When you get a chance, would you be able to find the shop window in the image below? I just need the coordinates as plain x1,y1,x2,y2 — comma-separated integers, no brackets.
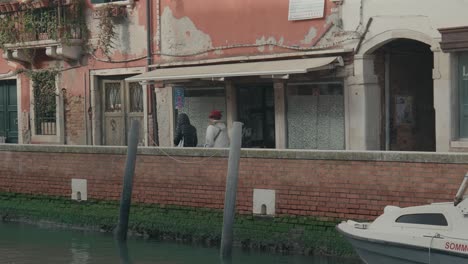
287,83,344,150
173,87,226,147
237,85,275,148
459,52,468,138
396,213,448,226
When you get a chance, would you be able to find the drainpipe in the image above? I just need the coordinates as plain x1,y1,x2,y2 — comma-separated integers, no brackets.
84,74,88,145
147,0,159,145
385,52,390,150
146,0,152,68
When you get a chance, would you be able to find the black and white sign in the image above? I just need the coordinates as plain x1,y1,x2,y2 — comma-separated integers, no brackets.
288,0,325,21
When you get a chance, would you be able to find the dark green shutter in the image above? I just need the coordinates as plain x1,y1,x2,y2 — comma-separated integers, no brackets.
7,82,18,143
460,52,468,138
0,81,18,143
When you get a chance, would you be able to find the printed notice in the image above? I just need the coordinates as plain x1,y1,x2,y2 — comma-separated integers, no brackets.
288,0,325,21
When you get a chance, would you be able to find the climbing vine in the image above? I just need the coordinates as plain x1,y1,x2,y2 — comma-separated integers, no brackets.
27,69,59,134
94,4,126,56
0,11,19,49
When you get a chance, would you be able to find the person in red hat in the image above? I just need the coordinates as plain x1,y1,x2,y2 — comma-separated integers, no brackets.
205,110,229,147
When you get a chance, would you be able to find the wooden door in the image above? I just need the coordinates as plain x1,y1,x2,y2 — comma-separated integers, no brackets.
102,80,144,146
102,80,125,146
125,82,144,145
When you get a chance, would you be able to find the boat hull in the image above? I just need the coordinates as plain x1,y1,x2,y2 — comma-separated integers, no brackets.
338,228,468,264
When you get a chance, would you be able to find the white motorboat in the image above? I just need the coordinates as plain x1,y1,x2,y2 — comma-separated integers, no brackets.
337,173,468,264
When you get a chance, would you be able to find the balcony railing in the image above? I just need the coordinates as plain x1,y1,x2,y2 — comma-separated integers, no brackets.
0,0,85,46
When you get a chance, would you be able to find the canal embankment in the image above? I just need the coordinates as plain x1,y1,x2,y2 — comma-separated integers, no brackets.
0,145,467,256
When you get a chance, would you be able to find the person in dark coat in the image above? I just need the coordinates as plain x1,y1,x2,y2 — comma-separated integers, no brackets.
174,113,198,147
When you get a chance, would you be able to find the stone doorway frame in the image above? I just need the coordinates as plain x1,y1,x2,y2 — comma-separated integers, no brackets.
348,29,453,151
0,74,22,144
89,67,148,146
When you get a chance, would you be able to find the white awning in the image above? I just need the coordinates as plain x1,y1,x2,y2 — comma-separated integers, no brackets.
126,56,343,83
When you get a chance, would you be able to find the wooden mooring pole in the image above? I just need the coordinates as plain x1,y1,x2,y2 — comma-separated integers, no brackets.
220,122,243,259
115,120,140,241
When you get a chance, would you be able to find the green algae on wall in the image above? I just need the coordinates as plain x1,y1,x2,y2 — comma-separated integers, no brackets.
0,192,355,256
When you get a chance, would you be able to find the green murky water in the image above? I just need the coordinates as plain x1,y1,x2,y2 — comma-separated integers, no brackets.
0,222,360,264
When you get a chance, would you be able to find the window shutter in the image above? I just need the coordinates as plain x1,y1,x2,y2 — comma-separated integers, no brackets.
460,52,468,138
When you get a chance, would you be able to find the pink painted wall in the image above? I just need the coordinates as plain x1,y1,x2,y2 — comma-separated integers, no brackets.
159,0,336,59
0,0,339,144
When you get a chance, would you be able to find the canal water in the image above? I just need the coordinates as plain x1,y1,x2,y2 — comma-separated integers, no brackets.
0,222,361,264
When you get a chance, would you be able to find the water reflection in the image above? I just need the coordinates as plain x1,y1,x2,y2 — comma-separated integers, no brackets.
0,222,360,264
116,240,131,264
71,242,90,264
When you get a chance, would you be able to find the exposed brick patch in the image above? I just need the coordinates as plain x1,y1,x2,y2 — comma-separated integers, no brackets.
64,95,85,145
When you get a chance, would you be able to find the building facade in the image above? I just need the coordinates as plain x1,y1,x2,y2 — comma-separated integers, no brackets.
0,0,467,152
340,0,468,152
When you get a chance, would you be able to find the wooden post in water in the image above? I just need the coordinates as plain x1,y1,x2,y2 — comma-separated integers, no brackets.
116,239,131,264
220,122,243,259
115,120,139,241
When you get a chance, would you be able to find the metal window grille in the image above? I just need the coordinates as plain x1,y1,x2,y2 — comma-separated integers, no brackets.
129,83,143,113
34,81,56,136
0,1,84,44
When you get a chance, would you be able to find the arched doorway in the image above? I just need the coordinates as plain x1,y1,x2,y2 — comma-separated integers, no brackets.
372,39,435,151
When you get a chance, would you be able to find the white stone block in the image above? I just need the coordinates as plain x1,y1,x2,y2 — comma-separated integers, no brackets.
71,179,87,201
253,189,275,216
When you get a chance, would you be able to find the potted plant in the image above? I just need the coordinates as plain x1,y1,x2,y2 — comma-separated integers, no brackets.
38,32,49,40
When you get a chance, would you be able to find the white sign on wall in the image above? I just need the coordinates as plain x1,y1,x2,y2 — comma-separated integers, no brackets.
288,0,325,21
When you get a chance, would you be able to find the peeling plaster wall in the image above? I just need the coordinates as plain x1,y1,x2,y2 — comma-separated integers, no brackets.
0,0,344,145
160,7,213,59
64,95,86,145
114,14,147,56
159,0,340,60
341,0,468,53
301,28,318,45
87,8,147,57
342,0,468,39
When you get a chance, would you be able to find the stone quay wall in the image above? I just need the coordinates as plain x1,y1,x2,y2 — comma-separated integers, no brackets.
0,145,467,255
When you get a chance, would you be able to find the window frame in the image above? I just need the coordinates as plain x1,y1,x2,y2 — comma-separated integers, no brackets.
459,51,468,139
395,213,449,227
30,74,64,144
285,81,346,150
393,211,451,231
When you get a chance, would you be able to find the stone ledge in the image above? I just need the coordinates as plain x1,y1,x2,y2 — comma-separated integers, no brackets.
0,144,467,164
